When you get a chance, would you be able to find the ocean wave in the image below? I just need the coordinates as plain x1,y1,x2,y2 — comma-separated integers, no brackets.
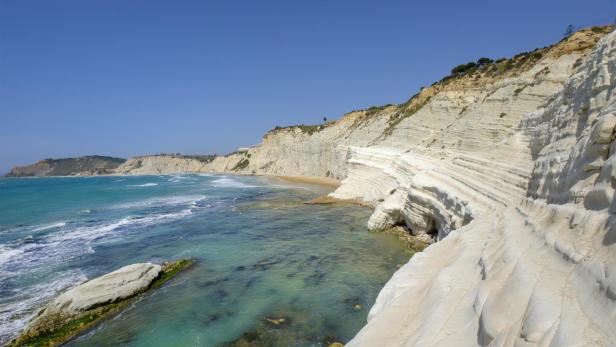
45,209,194,245
127,183,158,187
113,195,206,209
0,203,203,277
31,222,67,232
0,245,24,269
168,175,196,182
211,177,257,189
0,221,67,237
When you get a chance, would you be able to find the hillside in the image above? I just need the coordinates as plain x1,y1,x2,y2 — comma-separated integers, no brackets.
5,156,126,177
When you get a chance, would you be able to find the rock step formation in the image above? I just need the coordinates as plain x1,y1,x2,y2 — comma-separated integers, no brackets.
201,26,615,346
345,27,616,346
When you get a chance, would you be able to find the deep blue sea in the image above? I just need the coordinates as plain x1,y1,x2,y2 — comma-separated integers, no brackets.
0,174,412,346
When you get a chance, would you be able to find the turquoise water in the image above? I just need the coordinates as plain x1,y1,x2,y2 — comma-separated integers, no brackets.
0,175,412,346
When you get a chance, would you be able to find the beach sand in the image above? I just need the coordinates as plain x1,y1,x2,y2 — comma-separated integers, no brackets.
271,175,341,188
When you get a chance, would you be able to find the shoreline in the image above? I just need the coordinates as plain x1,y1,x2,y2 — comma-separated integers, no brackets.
304,195,373,208
269,175,341,188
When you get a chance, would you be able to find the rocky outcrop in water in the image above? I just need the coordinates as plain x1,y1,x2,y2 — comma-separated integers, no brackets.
5,156,125,177
204,26,616,346
12,260,193,347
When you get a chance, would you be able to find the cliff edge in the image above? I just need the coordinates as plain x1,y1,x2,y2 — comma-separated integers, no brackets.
205,26,616,346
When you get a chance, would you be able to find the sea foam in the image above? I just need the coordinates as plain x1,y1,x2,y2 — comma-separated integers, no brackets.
211,177,256,189
128,182,158,187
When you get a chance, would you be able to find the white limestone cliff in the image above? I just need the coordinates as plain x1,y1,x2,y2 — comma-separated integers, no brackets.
202,27,616,346
114,155,214,174
345,28,616,346
107,26,616,346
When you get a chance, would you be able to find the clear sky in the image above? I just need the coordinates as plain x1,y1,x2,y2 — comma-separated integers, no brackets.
0,1,614,173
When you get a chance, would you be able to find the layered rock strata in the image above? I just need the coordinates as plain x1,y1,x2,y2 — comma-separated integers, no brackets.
344,28,616,346
206,27,616,346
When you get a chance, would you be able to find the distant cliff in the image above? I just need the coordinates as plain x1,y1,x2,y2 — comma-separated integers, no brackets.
113,154,215,174
5,156,126,177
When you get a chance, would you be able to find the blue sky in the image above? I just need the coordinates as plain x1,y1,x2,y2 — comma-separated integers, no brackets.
0,1,614,173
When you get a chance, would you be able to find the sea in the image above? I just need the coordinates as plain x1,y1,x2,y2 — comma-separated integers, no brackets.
0,174,412,346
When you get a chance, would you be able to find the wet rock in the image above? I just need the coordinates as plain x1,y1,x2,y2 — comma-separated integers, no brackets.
11,259,194,347
222,306,340,347
264,316,289,328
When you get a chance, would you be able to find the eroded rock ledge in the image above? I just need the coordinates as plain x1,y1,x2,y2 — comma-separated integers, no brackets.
344,28,616,346
205,26,616,346
10,260,194,347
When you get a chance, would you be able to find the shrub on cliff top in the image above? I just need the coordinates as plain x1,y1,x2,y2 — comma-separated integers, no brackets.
451,62,478,76
477,57,493,66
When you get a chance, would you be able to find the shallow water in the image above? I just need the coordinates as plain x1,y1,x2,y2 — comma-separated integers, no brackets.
0,174,413,346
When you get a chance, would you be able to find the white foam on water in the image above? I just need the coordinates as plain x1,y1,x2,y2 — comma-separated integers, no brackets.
0,221,67,238
127,182,158,187
31,222,67,233
0,245,24,268
211,177,257,189
0,201,204,278
168,175,195,182
113,195,206,209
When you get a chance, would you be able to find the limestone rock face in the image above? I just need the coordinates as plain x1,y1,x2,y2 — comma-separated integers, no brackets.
24,263,161,334
201,27,616,346
345,28,616,346
113,155,214,174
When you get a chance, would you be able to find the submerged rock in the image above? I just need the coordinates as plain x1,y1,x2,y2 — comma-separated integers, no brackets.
264,316,289,327
222,306,342,347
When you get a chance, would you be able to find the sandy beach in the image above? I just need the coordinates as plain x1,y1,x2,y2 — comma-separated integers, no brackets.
271,175,341,188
